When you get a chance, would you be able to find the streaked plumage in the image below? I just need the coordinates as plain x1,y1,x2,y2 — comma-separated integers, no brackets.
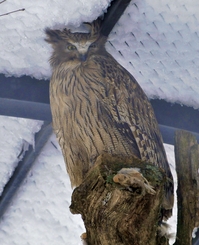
45,19,173,218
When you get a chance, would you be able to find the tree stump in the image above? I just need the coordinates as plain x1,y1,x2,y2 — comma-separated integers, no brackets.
174,130,199,245
70,154,169,245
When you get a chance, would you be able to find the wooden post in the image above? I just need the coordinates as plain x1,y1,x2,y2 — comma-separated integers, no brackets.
174,130,199,245
70,154,169,245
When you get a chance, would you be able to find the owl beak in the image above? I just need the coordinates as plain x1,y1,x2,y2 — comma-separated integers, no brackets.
79,53,87,62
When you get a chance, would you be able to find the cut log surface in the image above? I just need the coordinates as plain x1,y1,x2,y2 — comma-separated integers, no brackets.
70,154,169,245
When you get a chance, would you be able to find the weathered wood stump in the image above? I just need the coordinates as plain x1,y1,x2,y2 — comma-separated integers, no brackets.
70,154,169,245
69,131,199,244
174,130,199,245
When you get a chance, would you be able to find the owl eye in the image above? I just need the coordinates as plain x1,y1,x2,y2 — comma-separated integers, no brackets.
67,45,77,50
89,43,97,49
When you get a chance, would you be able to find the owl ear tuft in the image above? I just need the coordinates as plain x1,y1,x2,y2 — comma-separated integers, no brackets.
44,28,63,44
84,18,102,38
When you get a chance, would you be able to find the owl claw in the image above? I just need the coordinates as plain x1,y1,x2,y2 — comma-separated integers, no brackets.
113,168,156,196
81,232,87,245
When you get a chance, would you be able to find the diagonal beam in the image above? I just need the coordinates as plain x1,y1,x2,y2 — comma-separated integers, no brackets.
0,121,52,219
0,74,49,103
0,98,51,121
0,74,51,120
101,0,132,36
150,100,199,133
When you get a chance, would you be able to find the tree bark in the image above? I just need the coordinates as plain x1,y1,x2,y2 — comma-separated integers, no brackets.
70,153,169,245
174,130,199,245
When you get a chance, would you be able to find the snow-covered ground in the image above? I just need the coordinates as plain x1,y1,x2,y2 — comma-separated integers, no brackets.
0,0,198,244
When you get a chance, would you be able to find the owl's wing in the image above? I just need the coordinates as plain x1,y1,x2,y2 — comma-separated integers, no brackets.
94,54,170,175
93,54,174,217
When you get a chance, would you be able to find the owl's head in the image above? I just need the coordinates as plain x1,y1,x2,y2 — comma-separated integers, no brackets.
45,19,107,67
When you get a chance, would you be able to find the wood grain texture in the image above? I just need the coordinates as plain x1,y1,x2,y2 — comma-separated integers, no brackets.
70,154,169,245
174,130,199,245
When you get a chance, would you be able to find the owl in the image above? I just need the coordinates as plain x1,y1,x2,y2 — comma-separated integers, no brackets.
45,19,173,218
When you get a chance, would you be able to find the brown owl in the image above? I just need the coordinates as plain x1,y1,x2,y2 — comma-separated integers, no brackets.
45,19,173,218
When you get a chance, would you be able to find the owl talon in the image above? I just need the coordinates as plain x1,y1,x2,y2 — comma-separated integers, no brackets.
113,168,156,196
81,232,87,245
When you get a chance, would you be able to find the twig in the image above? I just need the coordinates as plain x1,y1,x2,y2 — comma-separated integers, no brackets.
0,0,6,5
0,8,25,17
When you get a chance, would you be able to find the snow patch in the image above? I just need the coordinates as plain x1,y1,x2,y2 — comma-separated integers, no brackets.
0,116,43,195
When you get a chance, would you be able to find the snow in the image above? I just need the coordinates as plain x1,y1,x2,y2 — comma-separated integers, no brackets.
0,0,199,108
0,116,43,195
0,0,111,79
106,0,199,108
165,144,177,244
0,0,198,244
0,133,85,245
